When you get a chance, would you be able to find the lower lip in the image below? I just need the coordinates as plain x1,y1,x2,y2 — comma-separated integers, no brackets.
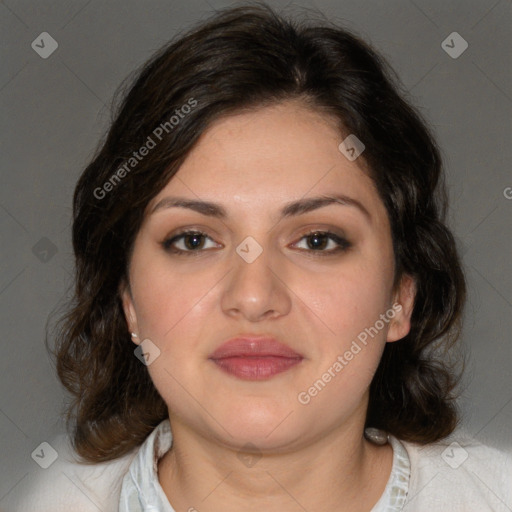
210,356,302,380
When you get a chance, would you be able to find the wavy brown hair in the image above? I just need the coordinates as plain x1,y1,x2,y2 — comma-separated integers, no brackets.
48,1,466,463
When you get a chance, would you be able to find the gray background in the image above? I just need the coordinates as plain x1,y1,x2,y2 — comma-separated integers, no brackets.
1,0,511,503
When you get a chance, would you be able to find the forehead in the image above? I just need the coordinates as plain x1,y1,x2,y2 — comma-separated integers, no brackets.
148,100,384,221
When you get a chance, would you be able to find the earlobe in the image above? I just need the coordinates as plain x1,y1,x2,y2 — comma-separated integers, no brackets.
119,279,140,345
386,274,416,343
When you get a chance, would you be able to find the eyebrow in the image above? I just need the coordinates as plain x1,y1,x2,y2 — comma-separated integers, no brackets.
150,194,371,222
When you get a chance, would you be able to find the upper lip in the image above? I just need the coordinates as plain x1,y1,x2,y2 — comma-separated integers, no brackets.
209,335,303,359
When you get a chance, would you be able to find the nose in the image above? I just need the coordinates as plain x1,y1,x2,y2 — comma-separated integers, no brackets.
220,240,292,322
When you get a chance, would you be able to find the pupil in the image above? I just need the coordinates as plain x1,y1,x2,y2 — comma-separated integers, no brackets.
309,232,327,250
186,233,203,250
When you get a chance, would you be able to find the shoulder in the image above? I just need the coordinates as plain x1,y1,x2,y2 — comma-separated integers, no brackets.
3,433,139,512
402,431,512,512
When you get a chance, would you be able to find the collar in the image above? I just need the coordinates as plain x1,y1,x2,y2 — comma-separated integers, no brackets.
118,419,410,511
119,419,175,512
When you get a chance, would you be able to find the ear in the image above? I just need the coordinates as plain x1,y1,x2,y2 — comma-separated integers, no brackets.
119,279,140,345
386,274,416,343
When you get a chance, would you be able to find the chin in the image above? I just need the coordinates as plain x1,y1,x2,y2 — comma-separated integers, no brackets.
208,400,304,449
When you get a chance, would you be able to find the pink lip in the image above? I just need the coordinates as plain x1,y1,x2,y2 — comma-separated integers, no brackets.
208,336,303,380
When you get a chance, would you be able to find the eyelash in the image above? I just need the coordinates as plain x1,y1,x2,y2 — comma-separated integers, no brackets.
161,230,351,257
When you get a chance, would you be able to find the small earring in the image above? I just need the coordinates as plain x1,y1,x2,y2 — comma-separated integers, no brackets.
131,332,138,338
364,427,389,445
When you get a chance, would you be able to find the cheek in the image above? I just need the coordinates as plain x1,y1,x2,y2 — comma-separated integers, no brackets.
129,264,220,412
129,236,219,335
301,276,389,386
296,268,392,411
299,261,394,346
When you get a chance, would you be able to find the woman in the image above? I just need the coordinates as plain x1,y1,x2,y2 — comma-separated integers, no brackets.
9,3,511,511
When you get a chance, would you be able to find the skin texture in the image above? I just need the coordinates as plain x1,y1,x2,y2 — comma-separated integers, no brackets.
120,99,416,512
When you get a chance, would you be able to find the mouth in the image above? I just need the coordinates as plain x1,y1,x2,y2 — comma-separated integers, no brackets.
208,336,304,381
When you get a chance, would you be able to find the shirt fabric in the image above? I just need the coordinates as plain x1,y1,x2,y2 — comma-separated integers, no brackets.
4,419,512,512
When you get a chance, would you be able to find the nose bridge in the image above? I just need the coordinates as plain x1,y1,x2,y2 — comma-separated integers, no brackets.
220,236,291,321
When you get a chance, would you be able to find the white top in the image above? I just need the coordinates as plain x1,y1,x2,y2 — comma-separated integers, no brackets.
3,419,511,512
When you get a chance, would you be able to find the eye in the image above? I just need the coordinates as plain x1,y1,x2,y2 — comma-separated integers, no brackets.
292,231,351,254
161,229,350,257
161,230,221,255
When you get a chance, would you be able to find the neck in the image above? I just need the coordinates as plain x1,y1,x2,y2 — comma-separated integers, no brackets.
157,416,393,512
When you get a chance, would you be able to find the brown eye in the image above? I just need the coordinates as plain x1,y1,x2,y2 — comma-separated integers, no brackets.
162,231,219,255
182,232,206,250
293,231,351,254
306,232,329,250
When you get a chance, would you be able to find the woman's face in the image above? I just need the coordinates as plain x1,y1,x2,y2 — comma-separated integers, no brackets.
121,100,414,451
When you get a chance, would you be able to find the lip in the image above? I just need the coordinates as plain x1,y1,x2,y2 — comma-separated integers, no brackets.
208,336,303,380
